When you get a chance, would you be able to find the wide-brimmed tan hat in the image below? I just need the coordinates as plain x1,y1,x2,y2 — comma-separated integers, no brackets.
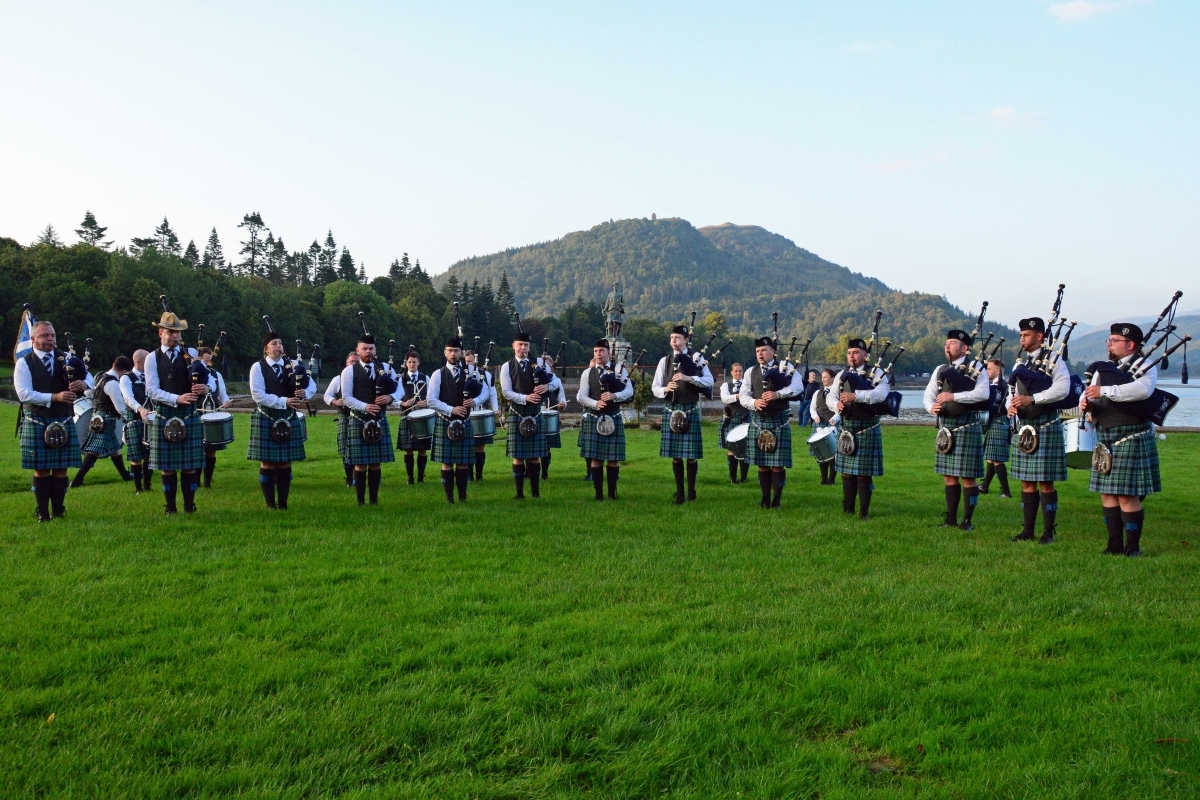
153,311,188,331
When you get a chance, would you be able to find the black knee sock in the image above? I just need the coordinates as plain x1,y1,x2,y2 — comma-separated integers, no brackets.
355,470,368,504
542,452,551,479
344,463,355,485
475,450,486,481
203,454,216,486
1040,490,1059,534
606,465,619,498
771,470,785,507
404,454,415,482
1021,491,1039,534
591,465,604,499
996,464,1010,495
962,486,979,525
739,460,749,483
162,472,179,512
368,469,381,504
131,463,143,490
113,454,131,480
982,462,995,491
944,484,962,525
1122,509,1144,554
672,460,685,500
143,468,154,492
276,467,292,509
260,467,277,507
842,474,859,514
72,454,97,487
527,460,541,497
728,455,738,482
513,462,526,498
858,479,873,518
51,475,68,516
686,460,698,500
441,469,454,503
1104,506,1124,553
417,453,428,482
758,471,772,506
819,460,829,483
455,466,470,500
34,476,52,519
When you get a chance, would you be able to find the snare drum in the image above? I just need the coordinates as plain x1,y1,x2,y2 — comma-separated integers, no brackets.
294,411,308,442
726,423,750,444
143,412,155,447
201,411,235,445
73,396,93,421
542,409,560,436
1063,416,1095,470
807,426,837,463
407,408,436,439
470,409,497,438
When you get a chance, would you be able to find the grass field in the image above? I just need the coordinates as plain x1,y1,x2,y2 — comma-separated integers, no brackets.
2,403,1199,798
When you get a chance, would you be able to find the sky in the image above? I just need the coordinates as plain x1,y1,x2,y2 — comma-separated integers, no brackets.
2,1,1197,328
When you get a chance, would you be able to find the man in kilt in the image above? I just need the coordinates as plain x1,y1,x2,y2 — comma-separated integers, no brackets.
979,359,1013,498
832,338,891,519
738,336,803,508
1080,323,1162,557
145,310,210,514
1007,317,1070,544
248,332,316,510
923,330,990,530
500,330,551,499
395,349,432,485
198,347,231,488
120,349,153,493
339,334,397,506
652,325,714,504
426,337,478,503
720,362,750,484
71,355,135,487
464,349,498,481
323,351,359,487
537,354,566,480
577,340,634,500
14,320,87,522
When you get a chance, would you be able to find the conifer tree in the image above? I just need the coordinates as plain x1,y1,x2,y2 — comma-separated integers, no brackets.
35,224,63,247
154,217,182,256
314,234,338,285
357,262,367,284
183,239,200,267
264,233,288,284
289,250,312,286
75,210,111,248
337,247,357,282
496,270,516,317
202,228,226,272
237,212,269,277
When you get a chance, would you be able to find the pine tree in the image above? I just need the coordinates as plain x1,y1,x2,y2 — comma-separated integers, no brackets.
264,233,287,284
496,270,516,316
337,247,357,282
183,239,200,266
412,258,430,285
35,224,63,247
443,276,460,303
289,250,312,286
314,234,338,285
237,212,269,277
75,210,111,248
202,228,226,271
357,262,367,284
154,217,182,255
388,253,410,282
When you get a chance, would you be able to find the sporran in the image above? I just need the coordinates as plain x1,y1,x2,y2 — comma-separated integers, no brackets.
596,415,616,437
164,416,188,443
837,429,857,456
43,421,68,448
361,418,383,444
270,418,293,444
1016,424,1038,455
447,418,466,442
88,415,106,434
518,416,538,438
1091,443,1113,475
669,410,690,434
935,426,955,455
756,428,778,453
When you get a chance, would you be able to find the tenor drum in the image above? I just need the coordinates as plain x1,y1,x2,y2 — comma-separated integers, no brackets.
1063,417,1095,470
470,409,497,438
542,409,561,436
201,411,235,445
726,423,750,444
407,408,436,439
807,426,837,463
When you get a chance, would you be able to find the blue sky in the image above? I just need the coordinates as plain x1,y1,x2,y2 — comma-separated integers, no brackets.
2,1,1196,327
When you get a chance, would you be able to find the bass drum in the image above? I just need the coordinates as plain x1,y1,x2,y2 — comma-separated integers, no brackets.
1063,417,1095,470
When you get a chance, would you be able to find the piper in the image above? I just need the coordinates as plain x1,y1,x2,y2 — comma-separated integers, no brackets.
248,330,316,509
652,325,713,504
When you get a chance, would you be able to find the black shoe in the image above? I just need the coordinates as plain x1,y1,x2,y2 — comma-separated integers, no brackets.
1011,531,1035,542
165,508,177,516
760,499,770,508
408,477,415,485
1126,549,1143,558
514,494,525,501
959,522,974,531
52,509,66,520
1102,547,1123,555
977,486,989,495
266,502,277,510
184,504,197,514
202,480,211,489
1038,529,1055,545
357,499,366,507
673,494,685,506
122,473,135,482
938,520,957,528
859,514,871,521
999,491,1012,499
687,491,696,502
35,510,50,523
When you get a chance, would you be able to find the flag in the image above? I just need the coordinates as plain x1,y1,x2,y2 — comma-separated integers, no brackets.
13,305,36,362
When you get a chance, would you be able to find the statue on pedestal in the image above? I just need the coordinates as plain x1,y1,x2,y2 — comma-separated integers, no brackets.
603,281,624,340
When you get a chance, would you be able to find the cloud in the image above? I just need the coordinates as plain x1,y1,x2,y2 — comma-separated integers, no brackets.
987,107,1046,127
878,153,950,174
843,40,894,55
1047,0,1150,23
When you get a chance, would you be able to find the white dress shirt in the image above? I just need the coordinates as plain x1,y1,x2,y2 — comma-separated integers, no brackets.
13,348,60,407
738,361,804,411
425,362,468,416
577,365,634,410
206,370,230,406
500,358,543,406
1087,354,1156,402
1008,347,1070,406
98,369,125,412
720,379,743,407
467,366,499,412
923,356,990,414
120,369,147,414
651,352,715,399
809,390,841,426
825,365,890,411
250,357,291,410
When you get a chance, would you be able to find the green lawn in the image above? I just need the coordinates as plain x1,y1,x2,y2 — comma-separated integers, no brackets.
2,404,1198,798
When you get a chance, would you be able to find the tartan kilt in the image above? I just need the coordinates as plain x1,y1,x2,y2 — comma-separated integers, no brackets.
934,414,985,479
506,406,550,459
432,415,476,465
1009,412,1067,483
80,410,123,457
579,413,626,462
1089,422,1161,497
983,414,1011,462
19,413,82,471
718,410,749,450
336,411,349,462
123,416,148,462
345,414,396,466
836,416,884,476
659,403,704,460
394,414,432,452
247,406,307,463
147,409,205,472
746,410,793,469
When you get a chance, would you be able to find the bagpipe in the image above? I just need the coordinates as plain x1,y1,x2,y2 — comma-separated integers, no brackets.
261,315,312,398
1007,284,1083,418
58,330,89,385
838,309,905,417
354,312,395,445
509,311,549,403
594,345,643,437
761,313,798,393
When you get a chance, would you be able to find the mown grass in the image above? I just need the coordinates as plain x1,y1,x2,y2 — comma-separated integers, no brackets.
1,402,1198,798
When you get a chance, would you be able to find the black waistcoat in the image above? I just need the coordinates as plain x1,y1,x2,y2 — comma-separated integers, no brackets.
664,354,701,406
401,372,426,401
439,364,465,407
589,365,625,410
93,372,120,416
508,358,535,395
351,362,379,405
748,364,789,416
937,363,986,416
24,350,72,417
259,359,287,398
156,348,192,396
814,385,835,423
130,371,147,406
1090,361,1151,429
723,379,745,418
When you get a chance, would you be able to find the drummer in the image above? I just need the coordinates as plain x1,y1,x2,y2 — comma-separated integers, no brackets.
719,362,750,484
500,330,551,499
197,346,231,489
323,351,359,487
464,348,499,482
248,331,315,510
808,368,840,485
71,355,135,487
120,349,153,493
396,348,432,485
979,359,1012,498
537,354,567,480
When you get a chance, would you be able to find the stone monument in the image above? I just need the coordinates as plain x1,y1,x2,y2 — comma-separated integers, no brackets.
602,281,633,363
